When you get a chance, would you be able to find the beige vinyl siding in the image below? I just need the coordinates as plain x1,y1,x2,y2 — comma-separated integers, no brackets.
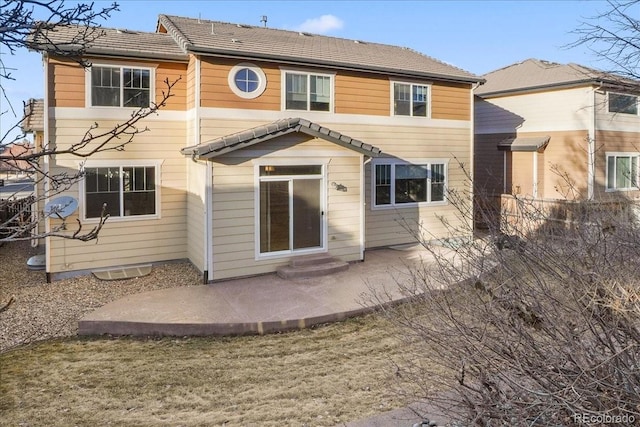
47,56,188,110
200,122,363,280
475,87,593,135
47,118,187,274
359,125,472,248
595,91,640,133
186,159,206,272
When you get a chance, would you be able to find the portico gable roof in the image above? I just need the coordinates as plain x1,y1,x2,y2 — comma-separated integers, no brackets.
181,118,383,159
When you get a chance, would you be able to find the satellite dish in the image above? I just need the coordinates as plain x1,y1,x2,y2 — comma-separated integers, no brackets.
44,196,78,219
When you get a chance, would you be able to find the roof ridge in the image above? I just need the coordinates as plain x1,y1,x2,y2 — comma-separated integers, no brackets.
161,14,437,52
157,14,192,53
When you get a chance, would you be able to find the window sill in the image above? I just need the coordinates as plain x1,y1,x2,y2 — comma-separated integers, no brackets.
81,214,160,224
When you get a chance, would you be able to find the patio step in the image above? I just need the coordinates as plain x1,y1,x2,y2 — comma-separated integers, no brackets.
277,253,349,279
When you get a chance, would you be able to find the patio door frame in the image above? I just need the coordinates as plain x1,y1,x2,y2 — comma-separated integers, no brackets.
254,160,328,260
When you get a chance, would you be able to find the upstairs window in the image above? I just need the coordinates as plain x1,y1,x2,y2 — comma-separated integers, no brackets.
393,82,430,117
373,161,446,207
284,71,332,112
608,92,638,115
84,165,158,219
228,63,267,99
90,65,151,108
607,153,639,191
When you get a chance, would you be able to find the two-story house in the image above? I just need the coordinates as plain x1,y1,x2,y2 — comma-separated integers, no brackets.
475,58,640,204
32,15,482,282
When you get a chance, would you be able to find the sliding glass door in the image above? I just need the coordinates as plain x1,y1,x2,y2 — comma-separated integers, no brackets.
259,165,323,255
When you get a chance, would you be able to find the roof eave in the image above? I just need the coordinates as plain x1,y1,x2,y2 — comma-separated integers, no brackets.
477,79,605,98
188,46,483,84
29,42,189,62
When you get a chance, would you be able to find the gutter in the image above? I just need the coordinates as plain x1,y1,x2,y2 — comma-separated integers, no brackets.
188,47,485,85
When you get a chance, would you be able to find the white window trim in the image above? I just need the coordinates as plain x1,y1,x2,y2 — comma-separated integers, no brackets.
79,159,162,222
86,63,156,108
228,62,267,99
605,152,640,192
253,159,328,260
371,158,448,209
390,80,432,118
280,68,335,113
607,91,639,115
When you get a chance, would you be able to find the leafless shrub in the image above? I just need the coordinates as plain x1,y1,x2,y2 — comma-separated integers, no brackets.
371,181,640,426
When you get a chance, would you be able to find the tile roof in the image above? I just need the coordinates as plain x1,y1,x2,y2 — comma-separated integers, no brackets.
476,58,638,97
21,98,44,133
0,142,35,172
158,15,482,84
28,25,188,61
181,117,383,159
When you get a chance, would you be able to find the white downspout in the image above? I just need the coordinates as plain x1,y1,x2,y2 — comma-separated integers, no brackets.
533,151,538,198
195,57,213,283
42,53,52,281
359,154,366,260
470,83,480,232
587,84,601,200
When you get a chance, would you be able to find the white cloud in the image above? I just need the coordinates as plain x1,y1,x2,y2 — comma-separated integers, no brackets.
295,15,344,34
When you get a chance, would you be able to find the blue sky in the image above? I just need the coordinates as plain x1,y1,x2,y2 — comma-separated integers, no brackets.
0,0,615,139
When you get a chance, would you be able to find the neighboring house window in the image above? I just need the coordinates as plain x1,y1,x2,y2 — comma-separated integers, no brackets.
607,153,639,191
392,82,430,117
608,92,638,115
373,161,446,207
84,165,158,219
228,63,267,99
90,65,152,107
283,71,332,111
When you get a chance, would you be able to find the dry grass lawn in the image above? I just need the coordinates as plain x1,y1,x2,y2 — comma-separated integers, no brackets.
0,315,419,426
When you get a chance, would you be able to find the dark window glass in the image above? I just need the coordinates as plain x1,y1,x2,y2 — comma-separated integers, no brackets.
85,166,155,218
609,93,638,115
234,68,260,92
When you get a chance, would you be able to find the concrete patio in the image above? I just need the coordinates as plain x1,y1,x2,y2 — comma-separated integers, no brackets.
78,244,451,337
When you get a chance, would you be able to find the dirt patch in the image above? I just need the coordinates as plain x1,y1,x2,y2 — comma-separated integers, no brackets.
0,240,201,352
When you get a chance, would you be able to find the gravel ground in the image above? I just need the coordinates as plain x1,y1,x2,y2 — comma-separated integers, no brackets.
0,240,202,352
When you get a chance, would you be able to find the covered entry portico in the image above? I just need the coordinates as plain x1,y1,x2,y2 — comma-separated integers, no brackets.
182,117,383,282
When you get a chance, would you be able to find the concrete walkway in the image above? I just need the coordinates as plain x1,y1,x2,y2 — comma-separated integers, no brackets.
79,244,455,426
79,245,447,337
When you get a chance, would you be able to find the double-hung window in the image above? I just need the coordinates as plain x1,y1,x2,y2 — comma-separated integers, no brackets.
373,161,446,207
90,65,152,108
393,82,430,117
608,92,638,115
84,164,159,219
284,71,332,112
606,153,639,191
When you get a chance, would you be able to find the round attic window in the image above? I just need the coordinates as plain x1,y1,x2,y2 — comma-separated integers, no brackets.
228,63,267,99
